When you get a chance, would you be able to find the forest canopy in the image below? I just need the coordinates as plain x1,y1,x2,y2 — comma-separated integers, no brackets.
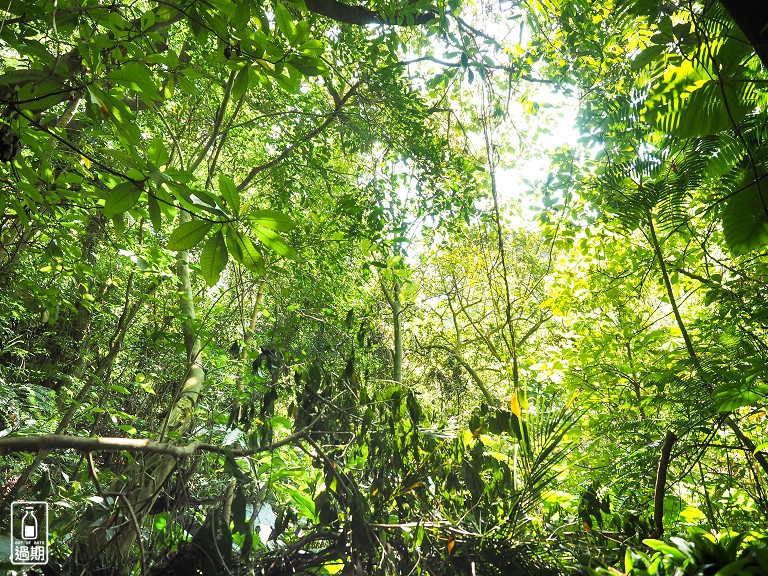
1,0,768,575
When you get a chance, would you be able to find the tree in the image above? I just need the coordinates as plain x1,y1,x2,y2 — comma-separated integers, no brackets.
2,0,768,574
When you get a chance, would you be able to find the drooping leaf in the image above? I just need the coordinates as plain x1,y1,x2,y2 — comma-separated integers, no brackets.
232,65,251,100
87,85,141,145
235,0,251,29
167,219,213,250
225,224,265,274
200,230,228,286
148,194,162,231
103,182,142,218
722,169,768,255
274,1,297,43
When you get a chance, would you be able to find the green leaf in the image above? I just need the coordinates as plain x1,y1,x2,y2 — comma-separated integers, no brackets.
112,213,126,237
642,539,688,561
714,382,768,412
235,0,251,29
200,231,228,286
15,77,68,111
644,69,755,138
105,62,158,100
104,182,142,218
225,225,265,274
248,209,295,231
167,219,213,250
299,39,324,56
714,558,751,576
722,170,768,255
148,136,170,166
140,9,156,31
148,194,162,231
232,65,251,100
251,223,297,259
288,54,327,76
274,2,297,43
219,175,241,215
287,487,315,519
87,85,141,145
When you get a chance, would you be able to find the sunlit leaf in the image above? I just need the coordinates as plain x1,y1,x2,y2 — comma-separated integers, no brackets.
251,223,297,259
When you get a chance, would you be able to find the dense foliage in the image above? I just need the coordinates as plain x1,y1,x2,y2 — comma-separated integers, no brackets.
0,0,767,575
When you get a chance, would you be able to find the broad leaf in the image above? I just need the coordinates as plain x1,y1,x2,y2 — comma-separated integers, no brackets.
251,223,297,259
167,219,213,250
722,169,768,255
219,175,241,215
105,62,159,101
148,136,170,167
148,194,162,232
103,182,142,218
87,85,141,145
200,231,228,286
642,57,756,138
232,65,251,100
225,224,265,274
248,209,295,231
274,2,297,43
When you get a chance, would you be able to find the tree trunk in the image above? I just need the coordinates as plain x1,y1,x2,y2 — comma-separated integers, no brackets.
74,210,207,571
382,279,403,384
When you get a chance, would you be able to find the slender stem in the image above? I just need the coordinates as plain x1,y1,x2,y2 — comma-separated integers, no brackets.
482,83,518,389
647,212,768,477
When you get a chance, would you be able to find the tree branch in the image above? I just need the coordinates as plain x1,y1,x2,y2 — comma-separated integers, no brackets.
420,343,496,405
237,83,358,191
718,0,768,70
0,424,313,458
652,430,677,538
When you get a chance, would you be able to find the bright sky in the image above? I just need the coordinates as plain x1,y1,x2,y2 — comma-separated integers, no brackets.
496,91,581,200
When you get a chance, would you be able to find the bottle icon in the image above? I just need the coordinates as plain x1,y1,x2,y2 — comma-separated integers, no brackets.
21,506,38,540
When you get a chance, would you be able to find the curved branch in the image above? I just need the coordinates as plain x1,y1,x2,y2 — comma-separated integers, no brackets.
237,83,358,191
420,343,496,405
719,0,768,70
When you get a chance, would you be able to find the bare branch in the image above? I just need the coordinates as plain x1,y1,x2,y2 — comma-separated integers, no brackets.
237,83,359,191
0,421,316,458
